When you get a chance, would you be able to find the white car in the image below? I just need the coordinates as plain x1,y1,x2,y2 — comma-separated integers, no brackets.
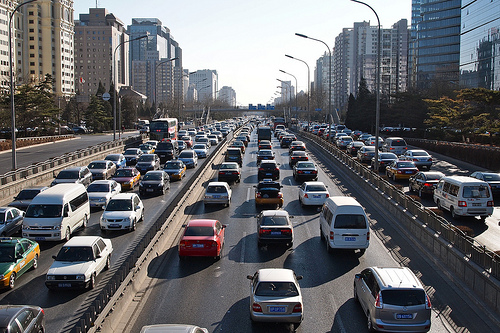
87,180,121,209
204,182,232,207
100,193,144,232
45,236,112,290
246,268,303,326
298,181,330,206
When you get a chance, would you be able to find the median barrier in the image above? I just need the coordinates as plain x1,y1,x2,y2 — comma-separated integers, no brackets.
299,131,500,314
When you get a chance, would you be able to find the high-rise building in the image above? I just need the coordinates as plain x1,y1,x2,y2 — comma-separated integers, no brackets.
219,86,236,107
189,70,218,102
460,0,500,90
74,8,129,101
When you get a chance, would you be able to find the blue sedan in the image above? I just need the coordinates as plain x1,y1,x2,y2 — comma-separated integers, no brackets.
105,154,127,169
192,144,208,159
178,150,198,168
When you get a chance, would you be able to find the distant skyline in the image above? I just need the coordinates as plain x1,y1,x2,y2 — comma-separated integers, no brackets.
75,0,411,106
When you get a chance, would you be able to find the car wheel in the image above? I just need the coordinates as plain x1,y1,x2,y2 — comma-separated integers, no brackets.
105,256,111,271
300,197,304,207
354,283,358,301
89,273,95,290
418,188,423,198
82,215,88,229
8,272,15,289
32,254,38,270
450,206,459,220
367,312,375,332
65,227,71,241
130,219,137,231
326,240,333,254
436,199,443,210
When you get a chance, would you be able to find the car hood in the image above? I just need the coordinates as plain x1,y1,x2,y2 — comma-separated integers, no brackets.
88,193,111,200
164,168,183,174
90,169,106,174
0,262,15,274
48,260,94,276
102,211,134,219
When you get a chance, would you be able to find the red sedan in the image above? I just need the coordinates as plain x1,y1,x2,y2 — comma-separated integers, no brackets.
178,219,226,260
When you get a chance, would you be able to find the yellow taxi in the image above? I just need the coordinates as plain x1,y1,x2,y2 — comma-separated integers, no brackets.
0,237,40,289
386,160,419,181
139,143,155,154
254,179,284,208
163,160,187,181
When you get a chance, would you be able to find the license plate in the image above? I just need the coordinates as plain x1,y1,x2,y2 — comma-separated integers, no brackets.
271,231,281,235
405,171,413,174
212,195,221,199
266,173,272,176
396,313,413,319
35,237,46,241
313,195,321,198
58,283,72,288
110,224,120,228
192,244,204,248
304,171,311,174
472,203,481,206
345,237,356,241
160,154,165,157
269,306,286,313
146,189,154,192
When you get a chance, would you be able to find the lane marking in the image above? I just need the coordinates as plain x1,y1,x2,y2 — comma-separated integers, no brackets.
246,187,251,202
240,232,246,263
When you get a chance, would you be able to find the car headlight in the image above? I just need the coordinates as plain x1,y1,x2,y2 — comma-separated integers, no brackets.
54,224,62,230
123,217,131,223
22,224,30,230
99,197,106,202
139,183,144,187
157,183,163,187
75,275,85,280
125,181,132,185
46,275,55,280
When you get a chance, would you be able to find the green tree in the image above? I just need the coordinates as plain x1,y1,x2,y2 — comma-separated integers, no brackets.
85,95,111,133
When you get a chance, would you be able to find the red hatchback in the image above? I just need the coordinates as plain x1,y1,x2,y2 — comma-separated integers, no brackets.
178,219,226,260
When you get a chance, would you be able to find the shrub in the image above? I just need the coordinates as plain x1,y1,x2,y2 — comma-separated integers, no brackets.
408,194,421,203
429,208,444,217
453,225,475,237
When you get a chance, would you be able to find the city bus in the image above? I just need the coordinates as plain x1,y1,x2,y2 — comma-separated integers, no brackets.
149,118,178,141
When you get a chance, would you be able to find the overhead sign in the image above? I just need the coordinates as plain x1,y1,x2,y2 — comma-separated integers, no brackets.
102,92,111,101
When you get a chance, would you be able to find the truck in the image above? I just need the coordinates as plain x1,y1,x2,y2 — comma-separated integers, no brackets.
257,126,272,143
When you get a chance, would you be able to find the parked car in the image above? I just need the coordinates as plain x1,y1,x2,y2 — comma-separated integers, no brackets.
298,181,329,206
45,236,112,290
470,171,500,195
87,160,117,181
354,267,432,332
357,146,376,163
289,151,309,167
104,153,126,169
51,166,92,187
256,149,275,164
399,149,433,170
123,148,143,166
178,150,198,168
386,160,419,181
256,210,293,247
246,268,303,327
135,154,161,175
254,179,283,208
112,167,141,191
217,162,241,183
0,237,40,289
0,304,45,332
178,219,226,260
371,152,398,172
139,170,170,196
204,182,232,207
293,161,318,182
87,180,122,211
8,187,48,211
258,160,280,181
163,160,186,181
409,171,445,197
100,193,144,232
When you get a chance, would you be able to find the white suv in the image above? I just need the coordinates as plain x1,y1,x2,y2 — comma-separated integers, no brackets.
100,193,144,232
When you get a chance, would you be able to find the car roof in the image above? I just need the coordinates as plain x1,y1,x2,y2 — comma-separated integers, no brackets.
371,267,423,289
62,236,102,247
303,181,326,186
257,268,296,283
187,219,217,227
90,180,115,185
261,209,288,217
207,181,229,187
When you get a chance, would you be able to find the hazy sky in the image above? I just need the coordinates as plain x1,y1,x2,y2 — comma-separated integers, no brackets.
75,0,411,106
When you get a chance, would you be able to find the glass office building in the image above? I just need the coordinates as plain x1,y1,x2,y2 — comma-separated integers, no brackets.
460,0,500,90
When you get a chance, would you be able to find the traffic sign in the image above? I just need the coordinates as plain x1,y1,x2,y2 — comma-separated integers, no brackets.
102,92,111,101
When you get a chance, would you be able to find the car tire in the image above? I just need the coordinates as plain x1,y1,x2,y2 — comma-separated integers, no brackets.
326,240,333,254
367,312,375,332
32,254,38,270
130,219,136,231
105,256,111,271
437,199,443,211
89,273,95,290
450,206,459,220
82,215,88,229
65,227,71,241
8,273,16,289
354,283,358,301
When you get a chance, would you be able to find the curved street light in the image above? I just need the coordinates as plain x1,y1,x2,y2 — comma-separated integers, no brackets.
285,54,310,122
177,71,197,119
279,70,298,113
10,0,38,170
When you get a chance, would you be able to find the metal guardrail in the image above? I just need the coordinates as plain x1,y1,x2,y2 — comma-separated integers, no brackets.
302,132,500,279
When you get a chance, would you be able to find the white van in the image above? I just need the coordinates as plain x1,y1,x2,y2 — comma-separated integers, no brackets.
22,184,90,241
319,196,370,254
434,176,494,220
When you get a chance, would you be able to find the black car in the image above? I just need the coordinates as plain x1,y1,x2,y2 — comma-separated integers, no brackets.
155,140,179,163
258,160,280,181
289,151,309,167
293,161,318,182
224,148,243,166
280,136,295,148
8,187,48,211
218,162,241,183
123,148,143,166
371,152,398,172
135,154,161,175
409,171,445,197
256,210,293,247
139,170,170,196
470,171,500,195
288,141,306,154
256,149,275,164
0,207,24,236
0,305,45,333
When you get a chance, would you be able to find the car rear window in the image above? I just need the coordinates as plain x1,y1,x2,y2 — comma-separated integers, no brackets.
207,186,228,194
184,226,214,236
227,150,241,156
463,185,490,198
391,139,407,146
255,282,299,297
381,289,426,306
333,214,367,229
306,185,327,192
261,216,288,226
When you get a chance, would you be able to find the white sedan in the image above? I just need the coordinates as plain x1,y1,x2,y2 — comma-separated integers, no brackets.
87,180,121,209
100,193,144,232
298,181,330,206
45,236,112,290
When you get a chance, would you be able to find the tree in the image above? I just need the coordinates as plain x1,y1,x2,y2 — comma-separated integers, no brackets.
84,95,111,133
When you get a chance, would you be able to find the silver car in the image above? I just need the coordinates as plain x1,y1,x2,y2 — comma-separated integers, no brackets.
204,182,231,207
354,266,432,332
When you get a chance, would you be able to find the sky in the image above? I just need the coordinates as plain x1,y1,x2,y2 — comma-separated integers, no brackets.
74,0,412,106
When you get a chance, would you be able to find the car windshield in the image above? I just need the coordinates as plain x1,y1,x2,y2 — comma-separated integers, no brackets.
483,174,500,181
463,185,490,198
179,152,193,158
88,162,107,169
25,204,62,218
115,169,133,177
297,162,314,168
333,214,366,229
143,173,162,181
15,189,40,200
0,245,15,262
106,199,133,211
56,246,93,262
220,163,238,170
165,162,182,169
381,289,426,306
207,186,228,194
56,170,79,179
124,149,139,155
184,226,214,236
397,162,415,168
261,216,289,226
138,155,154,162
255,282,299,297
87,183,110,192
306,185,327,192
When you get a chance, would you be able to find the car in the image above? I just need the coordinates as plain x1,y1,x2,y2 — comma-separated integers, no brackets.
470,171,500,195
371,152,398,172
51,166,92,187
366,136,384,146
256,210,293,247
298,181,329,206
155,140,179,163
289,150,309,167
256,149,275,164
139,170,170,196
135,154,161,175
346,141,364,155
139,125,149,134
409,171,445,197
140,324,208,333
229,140,246,154
354,267,432,332
224,147,243,166
178,219,226,260
359,133,372,142
178,150,198,168
258,160,280,181
0,237,40,289
0,304,45,332
288,141,306,154
336,136,353,149
204,182,232,207
176,140,186,152
235,135,249,147
258,140,272,150
8,187,49,211
357,146,377,163
87,160,117,181
87,180,121,209
145,140,159,149
138,143,155,154
246,268,303,326
207,135,219,146
399,149,433,170
163,160,186,181
180,135,193,148
112,167,141,190
280,136,295,148
45,236,113,290
105,153,127,169
192,143,209,159
100,193,144,232
386,160,419,181
293,161,318,182
218,162,241,183
254,179,283,208
123,148,143,166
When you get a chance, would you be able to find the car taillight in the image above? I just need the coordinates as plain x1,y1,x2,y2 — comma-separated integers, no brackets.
487,201,494,207
179,240,186,248
458,201,467,207
212,241,217,248
428,158,432,162
256,193,262,198
252,303,262,312
397,170,403,174
367,231,370,241
292,303,302,313
277,193,283,198
281,229,292,234
326,193,329,198
329,231,334,240
233,171,240,175
312,170,317,174
374,291,383,308
259,228,270,235
389,147,394,150
218,171,224,175
304,193,309,198
425,295,432,309
297,170,303,174
275,168,279,171
258,168,264,171
424,182,432,187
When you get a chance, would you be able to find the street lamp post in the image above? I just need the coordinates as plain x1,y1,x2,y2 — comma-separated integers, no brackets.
295,33,334,141
351,0,381,170
9,0,38,170
177,71,197,120
113,34,148,141
279,70,298,118
277,80,292,120
153,57,178,119
285,54,310,124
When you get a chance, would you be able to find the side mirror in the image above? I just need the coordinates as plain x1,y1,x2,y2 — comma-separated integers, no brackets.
52,255,57,260
246,275,253,280
222,224,227,228
296,275,303,280
63,211,69,218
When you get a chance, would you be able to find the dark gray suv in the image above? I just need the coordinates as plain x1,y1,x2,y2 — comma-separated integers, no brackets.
51,166,92,187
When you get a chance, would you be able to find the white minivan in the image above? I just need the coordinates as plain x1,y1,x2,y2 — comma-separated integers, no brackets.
434,176,494,220
319,196,370,254
23,184,90,241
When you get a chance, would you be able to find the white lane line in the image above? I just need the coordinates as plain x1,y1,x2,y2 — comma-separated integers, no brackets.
246,187,251,202
329,294,347,333
240,232,246,263
288,178,293,186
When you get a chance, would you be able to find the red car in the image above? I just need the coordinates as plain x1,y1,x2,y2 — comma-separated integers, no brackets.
178,219,226,260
